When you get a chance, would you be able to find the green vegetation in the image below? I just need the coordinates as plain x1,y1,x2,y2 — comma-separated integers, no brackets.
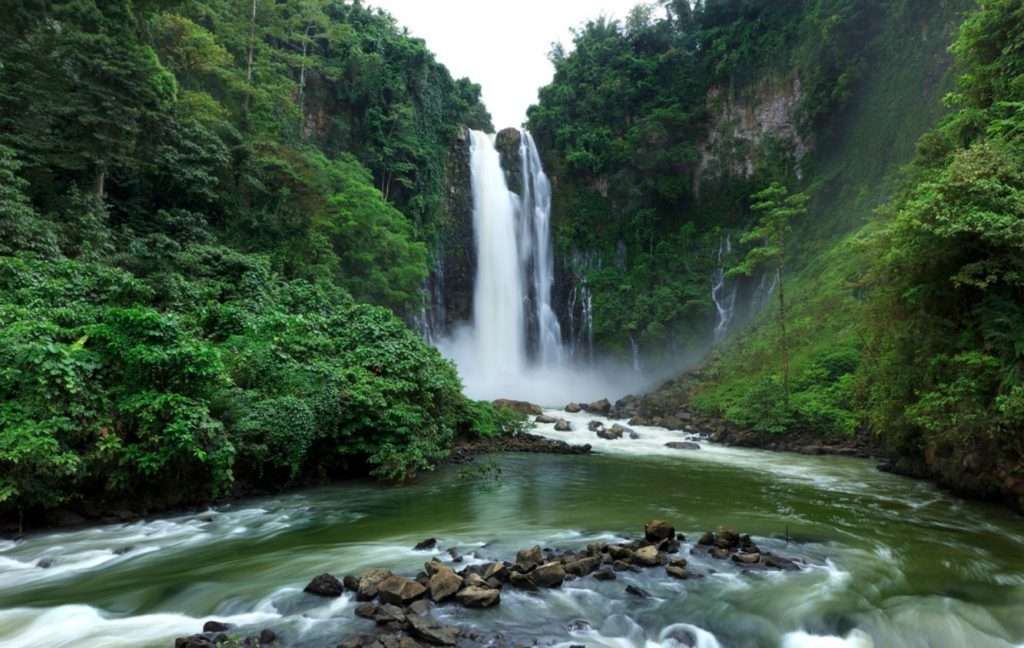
0,0,502,523
728,183,809,405
531,0,1024,506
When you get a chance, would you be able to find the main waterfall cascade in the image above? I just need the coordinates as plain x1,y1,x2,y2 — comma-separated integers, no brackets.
437,129,646,404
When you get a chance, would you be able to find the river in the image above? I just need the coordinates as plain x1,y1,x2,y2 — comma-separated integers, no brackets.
1,411,1023,648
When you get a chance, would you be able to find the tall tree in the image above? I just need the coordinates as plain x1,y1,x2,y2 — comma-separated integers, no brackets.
729,182,808,405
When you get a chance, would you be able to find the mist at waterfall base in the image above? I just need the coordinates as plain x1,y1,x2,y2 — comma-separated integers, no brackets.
434,130,699,406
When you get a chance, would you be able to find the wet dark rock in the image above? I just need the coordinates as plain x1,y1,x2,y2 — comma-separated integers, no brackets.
407,614,458,646
374,604,407,626
413,538,438,551
612,560,635,572
482,562,508,582
715,527,741,548
629,416,654,427
611,424,635,439
666,564,688,579
662,627,698,647
37,558,54,569
565,403,582,413
531,561,566,587
710,547,731,560
113,545,134,555
508,570,537,590
732,552,761,565
665,442,701,451
492,399,542,416
554,419,573,432
304,573,344,598
564,556,601,576
644,520,676,543
456,586,500,608
377,575,427,605
446,547,463,563
586,399,612,415
764,553,801,571
535,415,558,424
625,585,651,598
408,600,433,616
596,426,623,440
355,603,378,619
175,635,218,648
608,545,633,560
593,567,617,581
344,575,361,590
516,546,544,571
258,629,277,645
203,621,232,633
698,532,715,546
588,420,605,432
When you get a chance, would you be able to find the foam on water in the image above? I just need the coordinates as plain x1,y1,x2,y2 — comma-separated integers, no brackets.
0,605,281,648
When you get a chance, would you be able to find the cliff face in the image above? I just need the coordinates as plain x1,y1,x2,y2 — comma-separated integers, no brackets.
422,127,475,339
696,75,811,193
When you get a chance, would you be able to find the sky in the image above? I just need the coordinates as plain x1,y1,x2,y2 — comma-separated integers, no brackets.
366,0,645,129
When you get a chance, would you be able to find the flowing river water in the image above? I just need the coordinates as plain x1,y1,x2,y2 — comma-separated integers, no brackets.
2,411,1023,648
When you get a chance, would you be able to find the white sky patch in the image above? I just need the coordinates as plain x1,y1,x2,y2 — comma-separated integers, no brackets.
367,0,648,129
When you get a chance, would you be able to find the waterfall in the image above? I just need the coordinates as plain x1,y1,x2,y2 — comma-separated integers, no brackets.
468,130,525,373
712,235,738,343
629,334,642,373
520,132,563,366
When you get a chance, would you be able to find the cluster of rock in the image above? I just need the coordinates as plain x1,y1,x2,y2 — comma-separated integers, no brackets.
446,432,591,464
535,399,702,450
173,521,803,648
174,622,277,647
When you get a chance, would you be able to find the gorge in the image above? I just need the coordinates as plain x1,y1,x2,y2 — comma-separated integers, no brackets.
1,1,1024,647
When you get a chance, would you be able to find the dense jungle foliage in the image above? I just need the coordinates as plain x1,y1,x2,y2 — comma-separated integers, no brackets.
532,0,1024,506
0,0,505,522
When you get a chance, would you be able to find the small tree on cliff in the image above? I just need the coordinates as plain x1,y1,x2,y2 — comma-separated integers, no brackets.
729,182,809,407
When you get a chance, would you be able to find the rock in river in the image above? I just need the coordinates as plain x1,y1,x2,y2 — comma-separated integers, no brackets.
531,561,566,587
304,573,344,597
456,586,500,608
428,566,462,602
377,575,427,605
554,419,573,431
665,442,701,451
535,414,557,424
644,520,676,543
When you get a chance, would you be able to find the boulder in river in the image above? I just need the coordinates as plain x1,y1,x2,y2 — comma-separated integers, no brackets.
407,614,458,646
732,552,760,565
564,556,601,576
358,568,394,601
530,561,566,587
516,546,544,571
493,399,542,415
644,520,676,543
625,584,651,598
554,419,573,431
535,415,558,424
593,567,617,581
304,573,344,597
586,398,612,415
565,403,582,413
633,545,660,567
202,621,231,633
597,427,623,440
456,586,500,608
429,566,463,602
413,538,438,551
665,442,701,451
377,575,427,605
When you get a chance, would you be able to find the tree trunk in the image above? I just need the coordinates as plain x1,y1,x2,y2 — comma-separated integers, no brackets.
243,0,258,121
298,24,311,137
94,167,106,199
777,262,789,409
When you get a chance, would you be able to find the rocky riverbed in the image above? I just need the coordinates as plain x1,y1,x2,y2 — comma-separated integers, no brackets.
173,521,804,648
